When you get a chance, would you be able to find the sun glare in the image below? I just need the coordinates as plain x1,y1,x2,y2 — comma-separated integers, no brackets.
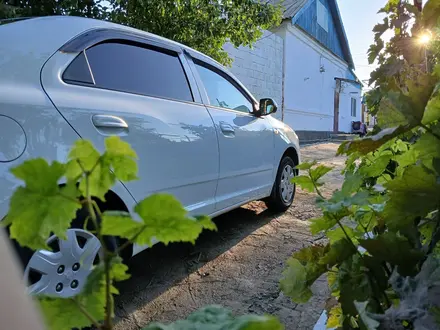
419,33,432,45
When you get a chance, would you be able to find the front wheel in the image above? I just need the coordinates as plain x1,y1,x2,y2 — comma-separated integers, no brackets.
265,156,296,212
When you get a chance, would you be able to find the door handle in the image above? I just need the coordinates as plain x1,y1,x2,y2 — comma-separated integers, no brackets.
220,122,235,134
92,115,128,129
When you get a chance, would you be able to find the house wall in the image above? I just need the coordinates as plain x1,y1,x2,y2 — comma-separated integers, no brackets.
223,8,362,134
282,24,361,133
223,30,283,120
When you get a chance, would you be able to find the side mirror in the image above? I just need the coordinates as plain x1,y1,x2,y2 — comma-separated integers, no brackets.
259,98,278,116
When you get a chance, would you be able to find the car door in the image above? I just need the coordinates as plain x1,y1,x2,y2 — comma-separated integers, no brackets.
41,31,219,216
188,57,275,211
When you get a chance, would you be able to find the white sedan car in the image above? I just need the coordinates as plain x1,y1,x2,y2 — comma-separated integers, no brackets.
0,16,300,298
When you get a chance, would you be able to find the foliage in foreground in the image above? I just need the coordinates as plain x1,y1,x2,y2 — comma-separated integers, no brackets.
4,136,281,330
0,0,282,66
144,305,283,330
281,1,440,329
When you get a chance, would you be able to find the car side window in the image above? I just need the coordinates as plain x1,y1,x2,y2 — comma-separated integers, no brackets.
65,41,193,102
195,62,253,113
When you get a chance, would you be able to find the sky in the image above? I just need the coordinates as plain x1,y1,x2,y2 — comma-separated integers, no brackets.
338,0,388,87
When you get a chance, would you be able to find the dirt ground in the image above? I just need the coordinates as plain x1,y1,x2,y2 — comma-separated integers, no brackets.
114,142,345,330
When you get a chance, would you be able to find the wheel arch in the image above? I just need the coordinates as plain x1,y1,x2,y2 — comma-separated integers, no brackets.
281,147,300,173
90,189,133,261
63,185,134,261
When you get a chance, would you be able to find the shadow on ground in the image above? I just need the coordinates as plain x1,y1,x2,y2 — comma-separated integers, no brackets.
115,205,277,319
114,143,342,329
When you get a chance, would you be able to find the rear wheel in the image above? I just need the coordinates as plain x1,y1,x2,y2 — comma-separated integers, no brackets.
24,228,102,297
265,156,296,212
12,204,118,298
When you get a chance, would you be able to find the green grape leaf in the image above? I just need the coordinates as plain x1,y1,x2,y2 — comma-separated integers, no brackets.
319,238,357,266
422,0,440,28
319,191,369,217
143,305,284,330
327,266,340,295
101,211,143,240
66,139,114,201
363,255,389,292
345,152,360,173
310,165,332,182
281,244,330,303
376,174,391,185
291,175,314,192
39,292,105,330
372,17,389,36
111,257,131,281
422,95,440,125
394,147,418,167
326,226,357,244
338,255,371,315
65,139,99,179
377,92,418,128
367,38,384,64
392,139,408,153
354,301,380,330
383,165,440,231
82,256,130,297
309,215,337,235
354,209,379,233
433,157,440,176
378,74,436,128
7,159,80,250
337,126,407,155
105,136,138,181
360,155,392,177
129,194,216,246
295,160,317,170
359,233,423,276
413,126,440,170
341,172,363,195
279,258,312,303
327,304,343,329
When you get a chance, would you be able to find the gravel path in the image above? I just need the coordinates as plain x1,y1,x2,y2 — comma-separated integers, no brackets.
114,142,344,330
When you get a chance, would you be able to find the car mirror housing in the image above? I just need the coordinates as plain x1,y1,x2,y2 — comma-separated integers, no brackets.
258,98,278,116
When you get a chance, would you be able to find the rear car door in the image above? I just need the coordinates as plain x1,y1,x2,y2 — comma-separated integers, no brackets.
189,58,275,211
41,30,219,216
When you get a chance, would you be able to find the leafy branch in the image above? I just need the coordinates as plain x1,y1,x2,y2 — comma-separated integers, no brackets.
281,1,440,328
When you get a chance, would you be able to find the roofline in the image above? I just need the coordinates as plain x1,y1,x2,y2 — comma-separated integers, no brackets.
291,0,314,21
330,0,355,69
293,24,351,68
290,0,355,69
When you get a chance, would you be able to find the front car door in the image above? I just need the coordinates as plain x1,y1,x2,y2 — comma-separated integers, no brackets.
41,29,219,217
186,54,275,211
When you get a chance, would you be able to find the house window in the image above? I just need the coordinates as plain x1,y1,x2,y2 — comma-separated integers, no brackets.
317,0,329,32
351,98,357,117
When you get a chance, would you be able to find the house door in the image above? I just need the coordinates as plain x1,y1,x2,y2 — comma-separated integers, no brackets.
333,79,341,133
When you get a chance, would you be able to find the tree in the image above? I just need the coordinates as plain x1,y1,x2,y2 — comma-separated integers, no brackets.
0,0,106,18
0,0,282,66
109,0,282,66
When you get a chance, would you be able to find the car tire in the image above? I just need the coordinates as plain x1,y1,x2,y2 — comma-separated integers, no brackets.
10,203,119,298
265,156,296,213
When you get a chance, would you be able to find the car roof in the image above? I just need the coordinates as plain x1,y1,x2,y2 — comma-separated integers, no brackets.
0,15,256,102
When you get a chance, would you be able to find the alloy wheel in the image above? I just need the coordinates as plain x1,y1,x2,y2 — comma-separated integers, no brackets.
280,164,295,204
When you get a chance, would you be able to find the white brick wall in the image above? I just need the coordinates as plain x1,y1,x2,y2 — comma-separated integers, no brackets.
223,30,284,119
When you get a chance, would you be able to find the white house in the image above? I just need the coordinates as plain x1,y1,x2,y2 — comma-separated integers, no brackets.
224,0,362,138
